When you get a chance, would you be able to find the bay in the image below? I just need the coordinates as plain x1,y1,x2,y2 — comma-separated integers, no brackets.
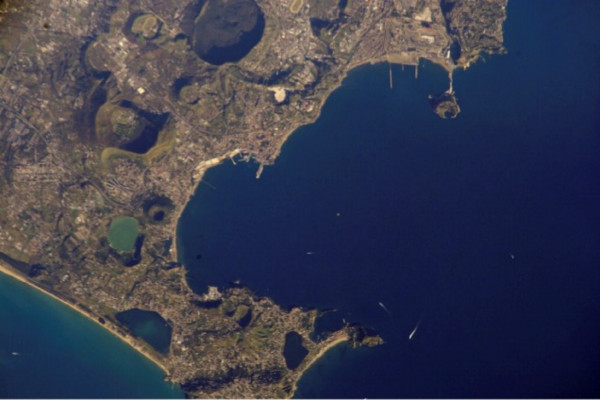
0,1,598,398
178,0,600,397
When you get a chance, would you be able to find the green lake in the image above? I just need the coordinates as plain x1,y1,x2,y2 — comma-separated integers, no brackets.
107,217,139,251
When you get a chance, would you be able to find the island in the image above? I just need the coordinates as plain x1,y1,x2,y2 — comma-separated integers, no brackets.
0,0,507,397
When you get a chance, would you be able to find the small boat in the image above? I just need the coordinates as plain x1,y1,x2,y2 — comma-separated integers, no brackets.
11,352,19,356
409,320,421,340
378,302,392,315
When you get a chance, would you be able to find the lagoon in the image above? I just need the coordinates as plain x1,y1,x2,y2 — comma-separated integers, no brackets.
0,273,182,398
116,309,173,355
1,1,599,398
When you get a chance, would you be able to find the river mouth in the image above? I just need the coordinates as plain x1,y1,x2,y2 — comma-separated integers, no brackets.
192,0,265,65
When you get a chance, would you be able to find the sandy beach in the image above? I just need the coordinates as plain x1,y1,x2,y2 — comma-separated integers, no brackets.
1,258,353,397
290,332,349,397
0,260,169,375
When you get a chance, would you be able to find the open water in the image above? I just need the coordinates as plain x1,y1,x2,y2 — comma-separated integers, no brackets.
0,274,182,398
1,1,599,398
178,1,600,397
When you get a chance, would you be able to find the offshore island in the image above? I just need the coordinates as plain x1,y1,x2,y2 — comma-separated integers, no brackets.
0,0,506,397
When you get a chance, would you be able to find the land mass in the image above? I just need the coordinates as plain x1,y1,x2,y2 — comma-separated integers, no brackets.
0,0,507,397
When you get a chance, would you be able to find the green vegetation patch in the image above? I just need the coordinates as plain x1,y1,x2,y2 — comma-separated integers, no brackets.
131,14,161,39
107,217,139,251
95,103,144,145
247,326,272,350
179,84,201,104
110,107,142,137
289,0,303,14
100,117,176,168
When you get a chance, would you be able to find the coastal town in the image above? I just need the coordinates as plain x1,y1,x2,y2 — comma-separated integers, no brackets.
0,0,507,397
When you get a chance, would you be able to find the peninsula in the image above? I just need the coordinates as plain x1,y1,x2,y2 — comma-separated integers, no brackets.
0,0,507,397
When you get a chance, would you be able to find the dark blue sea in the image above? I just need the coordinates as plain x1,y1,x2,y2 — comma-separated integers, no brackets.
178,1,600,398
1,1,599,398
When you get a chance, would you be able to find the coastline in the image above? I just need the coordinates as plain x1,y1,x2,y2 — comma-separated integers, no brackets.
290,332,349,397
0,259,350,398
176,56,451,251
2,58,452,396
0,260,170,376
264,58,421,167
170,148,244,261
169,57,450,393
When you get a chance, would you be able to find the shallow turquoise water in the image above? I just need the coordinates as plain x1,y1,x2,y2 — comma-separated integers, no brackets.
0,274,183,398
1,1,599,398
